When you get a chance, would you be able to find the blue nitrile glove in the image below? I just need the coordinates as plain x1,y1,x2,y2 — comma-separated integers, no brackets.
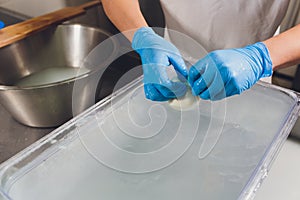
132,27,188,101
188,42,273,100
0,21,4,29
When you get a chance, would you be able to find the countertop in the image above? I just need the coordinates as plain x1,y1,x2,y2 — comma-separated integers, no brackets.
255,138,300,200
0,103,53,163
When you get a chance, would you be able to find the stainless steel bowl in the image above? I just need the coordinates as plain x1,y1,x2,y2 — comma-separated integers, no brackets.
0,24,119,127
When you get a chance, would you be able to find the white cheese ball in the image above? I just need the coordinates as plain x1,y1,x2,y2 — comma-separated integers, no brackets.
168,87,199,111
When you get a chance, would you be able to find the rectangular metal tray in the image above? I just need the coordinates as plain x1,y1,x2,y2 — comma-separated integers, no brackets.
0,78,299,200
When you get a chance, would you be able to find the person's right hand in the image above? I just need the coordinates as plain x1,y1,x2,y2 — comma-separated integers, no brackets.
0,21,5,29
132,27,188,101
188,42,273,100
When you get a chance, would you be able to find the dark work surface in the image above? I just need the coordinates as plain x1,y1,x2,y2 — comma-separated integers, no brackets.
0,103,53,164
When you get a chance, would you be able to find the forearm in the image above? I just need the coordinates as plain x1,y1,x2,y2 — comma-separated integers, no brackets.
102,0,148,41
263,24,300,71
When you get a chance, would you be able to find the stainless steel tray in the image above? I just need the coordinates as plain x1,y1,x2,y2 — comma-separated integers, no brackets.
0,77,299,200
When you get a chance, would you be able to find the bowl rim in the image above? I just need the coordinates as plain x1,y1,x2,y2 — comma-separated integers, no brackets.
0,24,120,91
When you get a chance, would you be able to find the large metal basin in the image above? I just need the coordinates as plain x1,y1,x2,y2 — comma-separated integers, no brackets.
0,24,118,128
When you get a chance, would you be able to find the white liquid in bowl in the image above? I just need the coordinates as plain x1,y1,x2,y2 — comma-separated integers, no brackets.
15,67,90,87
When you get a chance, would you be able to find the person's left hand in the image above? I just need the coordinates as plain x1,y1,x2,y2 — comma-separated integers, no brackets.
188,42,273,100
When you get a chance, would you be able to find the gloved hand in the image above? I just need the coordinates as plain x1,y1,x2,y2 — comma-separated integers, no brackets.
132,27,188,101
0,21,4,29
188,42,273,100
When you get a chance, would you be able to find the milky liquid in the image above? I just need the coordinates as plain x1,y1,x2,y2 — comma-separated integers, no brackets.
15,67,90,87
6,84,297,200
